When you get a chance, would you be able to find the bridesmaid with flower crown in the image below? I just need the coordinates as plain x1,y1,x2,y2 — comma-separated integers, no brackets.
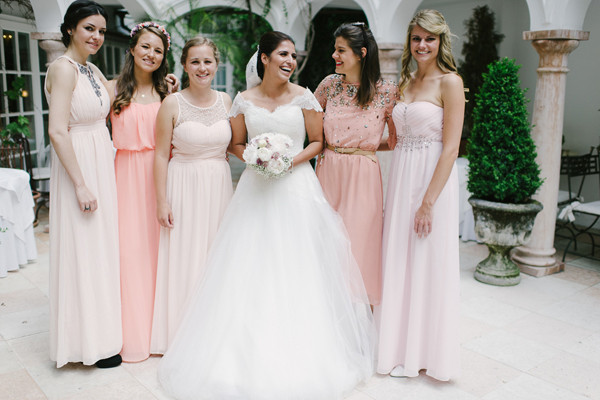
315,22,398,306
103,21,171,363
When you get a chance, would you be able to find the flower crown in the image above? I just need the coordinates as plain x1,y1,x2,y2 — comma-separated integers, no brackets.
130,21,171,50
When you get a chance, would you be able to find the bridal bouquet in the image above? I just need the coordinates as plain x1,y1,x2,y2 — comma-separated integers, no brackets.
243,133,293,179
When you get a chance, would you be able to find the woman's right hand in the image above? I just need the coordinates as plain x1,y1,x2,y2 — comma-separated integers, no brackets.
157,203,174,228
75,184,98,213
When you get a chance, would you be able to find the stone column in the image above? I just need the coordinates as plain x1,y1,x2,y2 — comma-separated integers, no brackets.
512,29,589,277
31,32,65,66
377,43,403,197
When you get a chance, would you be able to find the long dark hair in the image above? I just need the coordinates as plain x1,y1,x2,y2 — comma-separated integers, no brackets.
256,31,295,80
60,0,108,47
112,26,170,114
333,22,381,107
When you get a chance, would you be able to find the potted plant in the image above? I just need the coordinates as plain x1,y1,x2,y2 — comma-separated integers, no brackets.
466,58,543,286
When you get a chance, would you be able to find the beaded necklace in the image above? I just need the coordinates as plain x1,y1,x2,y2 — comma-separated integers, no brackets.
77,62,103,106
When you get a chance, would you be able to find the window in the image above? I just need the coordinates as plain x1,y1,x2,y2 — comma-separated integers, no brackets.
0,20,46,167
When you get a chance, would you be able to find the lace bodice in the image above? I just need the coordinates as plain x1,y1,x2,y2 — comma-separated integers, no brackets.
175,91,228,128
229,88,322,155
171,92,231,162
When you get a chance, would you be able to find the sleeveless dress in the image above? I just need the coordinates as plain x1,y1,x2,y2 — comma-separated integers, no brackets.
111,101,161,362
46,56,122,367
150,91,233,354
375,101,460,381
158,89,375,400
315,74,398,305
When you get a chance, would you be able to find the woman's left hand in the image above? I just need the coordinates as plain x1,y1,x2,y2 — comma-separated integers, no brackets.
166,73,180,93
414,204,433,238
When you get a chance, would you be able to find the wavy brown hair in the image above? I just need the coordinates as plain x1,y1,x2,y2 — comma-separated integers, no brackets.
112,26,169,115
399,9,458,96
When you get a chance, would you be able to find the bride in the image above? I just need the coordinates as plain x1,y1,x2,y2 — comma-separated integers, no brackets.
158,31,375,400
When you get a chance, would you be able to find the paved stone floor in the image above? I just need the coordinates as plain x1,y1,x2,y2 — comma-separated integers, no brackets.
1,204,600,399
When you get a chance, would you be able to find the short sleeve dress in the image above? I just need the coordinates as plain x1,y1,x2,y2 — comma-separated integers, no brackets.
315,74,398,305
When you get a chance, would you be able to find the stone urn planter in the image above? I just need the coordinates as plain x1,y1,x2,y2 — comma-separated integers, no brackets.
469,198,543,286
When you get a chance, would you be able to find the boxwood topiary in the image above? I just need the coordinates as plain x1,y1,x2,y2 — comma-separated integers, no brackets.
466,57,542,204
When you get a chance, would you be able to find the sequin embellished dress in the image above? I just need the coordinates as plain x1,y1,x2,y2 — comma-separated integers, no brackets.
46,56,122,367
157,89,375,400
315,74,397,305
375,101,460,381
111,101,161,362
150,92,233,354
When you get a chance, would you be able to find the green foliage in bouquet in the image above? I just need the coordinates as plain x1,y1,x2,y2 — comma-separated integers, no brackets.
466,58,542,204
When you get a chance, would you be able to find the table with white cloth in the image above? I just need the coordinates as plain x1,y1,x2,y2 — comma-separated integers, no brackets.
0,168,37,277
456,157,478,242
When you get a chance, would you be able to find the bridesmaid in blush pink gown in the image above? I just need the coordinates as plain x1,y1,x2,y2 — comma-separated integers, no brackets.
150,37,233,354
105,22,171,362
46,1,121,368
375,10,464,381
315,23,398,306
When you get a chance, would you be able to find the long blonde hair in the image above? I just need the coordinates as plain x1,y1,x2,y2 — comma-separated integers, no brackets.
399,9,458,96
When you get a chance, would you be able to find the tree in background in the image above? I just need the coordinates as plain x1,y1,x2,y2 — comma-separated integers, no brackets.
458,5,504,140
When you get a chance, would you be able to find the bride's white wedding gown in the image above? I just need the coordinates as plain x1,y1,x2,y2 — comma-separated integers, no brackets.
158,89,375,400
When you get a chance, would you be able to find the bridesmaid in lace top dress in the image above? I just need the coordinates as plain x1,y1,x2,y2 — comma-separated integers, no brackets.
315,23,398,306
375,9,464,381
103,22,170,363
150,36,233,354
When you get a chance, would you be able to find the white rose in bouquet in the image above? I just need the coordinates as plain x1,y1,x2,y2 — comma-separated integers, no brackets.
256,147,272,163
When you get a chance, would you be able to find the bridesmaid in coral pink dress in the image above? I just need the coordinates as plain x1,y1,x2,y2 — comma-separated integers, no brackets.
105,22,171,362
375,10,464,381
151,37,233,354
315,23,397,305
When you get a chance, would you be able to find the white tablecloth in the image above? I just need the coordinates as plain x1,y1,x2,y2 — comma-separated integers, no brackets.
0,168,37,277
456,157,478,242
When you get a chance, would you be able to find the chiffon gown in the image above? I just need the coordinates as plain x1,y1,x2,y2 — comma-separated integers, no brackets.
315,74,398,305
150,91,233,354
375,101,460,381
111,101,161,362
158,89,376,400
47,55,122,367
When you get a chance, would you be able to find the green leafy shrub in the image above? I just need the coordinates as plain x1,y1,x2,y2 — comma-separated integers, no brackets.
466,58,542,204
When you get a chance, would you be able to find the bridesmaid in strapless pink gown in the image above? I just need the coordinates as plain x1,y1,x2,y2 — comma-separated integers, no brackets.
375,10,464,381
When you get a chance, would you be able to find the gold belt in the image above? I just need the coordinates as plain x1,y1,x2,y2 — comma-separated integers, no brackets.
325,144,377,163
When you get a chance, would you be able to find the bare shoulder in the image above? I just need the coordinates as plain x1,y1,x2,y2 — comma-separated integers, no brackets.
160,92,179,109
46,58,76,92
441,73,463,89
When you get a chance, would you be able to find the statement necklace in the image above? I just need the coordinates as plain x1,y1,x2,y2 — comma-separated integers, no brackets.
77,62,103,106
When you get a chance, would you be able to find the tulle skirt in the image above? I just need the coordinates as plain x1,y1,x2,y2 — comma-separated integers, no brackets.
158,163,375,400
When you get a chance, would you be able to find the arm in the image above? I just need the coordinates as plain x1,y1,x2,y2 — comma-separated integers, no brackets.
154,95,177,228
47,60,97,212
378,108,397,151
295,108,324,166
414,73,465,238
229,113,247,161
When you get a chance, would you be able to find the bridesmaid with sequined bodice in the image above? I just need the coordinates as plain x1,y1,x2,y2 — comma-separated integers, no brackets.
45,2,122,368
315,23,397,305
375,10,464,381
150,37,233,354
